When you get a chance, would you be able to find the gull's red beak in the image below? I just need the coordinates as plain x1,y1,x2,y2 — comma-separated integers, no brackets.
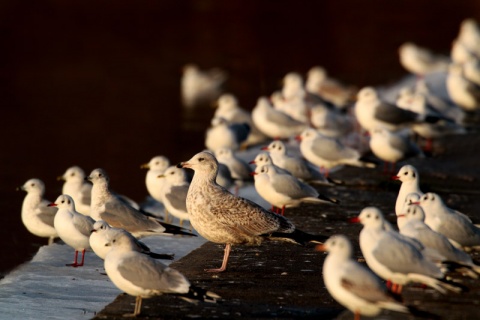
47,203,57,207
391,175,400,180
348,217,360,223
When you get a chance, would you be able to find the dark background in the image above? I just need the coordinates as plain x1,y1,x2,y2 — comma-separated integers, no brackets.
1,0,480,276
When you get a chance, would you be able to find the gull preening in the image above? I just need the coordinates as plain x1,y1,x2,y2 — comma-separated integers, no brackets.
177,151,328,272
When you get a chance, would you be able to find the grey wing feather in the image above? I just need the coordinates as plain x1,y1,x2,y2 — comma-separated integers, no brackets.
103,197,162,231
165,185,189,212
37,199,57,227
311,137,357,161
372,234,426,274
118,254,189,293
341,262,390,302
272,174,317,199
72,214,95,237
265,108,305,127
375,102,418,124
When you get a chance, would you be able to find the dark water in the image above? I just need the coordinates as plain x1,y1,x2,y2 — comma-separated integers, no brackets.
1,0,480,276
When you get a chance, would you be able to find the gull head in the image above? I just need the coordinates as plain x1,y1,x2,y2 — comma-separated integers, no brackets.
356,207,386,229
263,140,287,156
392,164,419,182
316,234,353,259
86,168,110,185
18,178,45,195
250,152,273,166
158,166,187,184
140,155,170,171
91,220,111,234
404,204,426,222
178,151,218,175
49,194,76,211
58,166,85,183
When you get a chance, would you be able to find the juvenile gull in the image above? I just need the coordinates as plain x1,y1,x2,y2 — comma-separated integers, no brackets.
177,151,328,272
18,178,58,245
50,194,95,267
89,220,174,260
87,168,195,238
252,164,338,216
316,235,409,319
104,232,219,317
57,166,92,216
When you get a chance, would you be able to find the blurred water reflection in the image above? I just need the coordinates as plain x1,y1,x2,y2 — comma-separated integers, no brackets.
1,0,479,276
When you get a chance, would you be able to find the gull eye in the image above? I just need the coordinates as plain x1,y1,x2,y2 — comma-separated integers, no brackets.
366,214,371,218
412,173,416,178
198,157,205,162
170,171,175,175
431,195,435,200
61,200,65,204
68,200,71,204
31,183,35,187
374,215,379,220
404,171,408,175
331,240,336,246
70,172,75,177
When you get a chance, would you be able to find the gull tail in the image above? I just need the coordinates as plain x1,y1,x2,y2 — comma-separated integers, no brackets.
408,273,468,294
148,252,175,260
177,285,221,304
158,221,197,237
316,193,340,204
268,229,329,246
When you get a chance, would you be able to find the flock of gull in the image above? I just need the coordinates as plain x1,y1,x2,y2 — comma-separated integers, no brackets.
17,18,480,318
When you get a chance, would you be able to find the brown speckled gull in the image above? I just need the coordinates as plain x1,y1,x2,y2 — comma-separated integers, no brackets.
177,151,328,272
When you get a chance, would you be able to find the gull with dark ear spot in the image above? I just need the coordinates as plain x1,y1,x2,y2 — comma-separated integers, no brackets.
18,178,58,245
252,164,338,216
392,164,424,216
57,166,92,216
86,168,195,239
317,235,409,319
261,140,332,185
177,151,329,273
351,207,466,295
416,192,480,251
50,194,95,267
104,232,220,317
399,205,480,278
